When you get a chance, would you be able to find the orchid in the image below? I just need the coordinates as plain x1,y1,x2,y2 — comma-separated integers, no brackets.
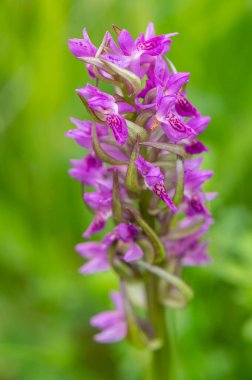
90,292,127,343
77,84,129,145
67,22,216,379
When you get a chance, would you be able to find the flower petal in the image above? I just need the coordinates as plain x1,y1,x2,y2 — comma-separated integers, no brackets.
93,321,127,343
83,212,108,238
185,140,208,155
124,242,144,262
118,29,136,55
90,311,123,329
175,93,198,117
79,257,110,274
105,114,128,145
162,113,197,142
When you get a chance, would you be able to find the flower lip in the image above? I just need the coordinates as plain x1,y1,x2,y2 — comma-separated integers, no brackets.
175,93,198,117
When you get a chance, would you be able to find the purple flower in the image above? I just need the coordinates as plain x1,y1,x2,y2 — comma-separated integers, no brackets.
68,28,97,58
184,140,208,155
69,154,104,186
136,61,190,112
83,211,111,238
76,241,110,274
155,92,197,142
77,84,128,145
68,28,97,77
181,241,211,266
84,183,112,211
117,223,143,262
135,156,176,212
105,23,177,77
184,158,213,192
82,179,113,238
165,236,211,266
135,33,175,56
187,116,211,135
66,118,108,149
104,223,143,262
164,216,213,266
90,292,127,343
161,112,197,142
175,92,198,118
184,193,210,218
115,222,138,242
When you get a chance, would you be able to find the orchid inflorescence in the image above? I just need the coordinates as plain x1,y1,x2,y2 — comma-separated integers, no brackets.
67,23,216,346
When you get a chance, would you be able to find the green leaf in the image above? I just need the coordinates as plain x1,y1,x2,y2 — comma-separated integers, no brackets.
92,124,128,166
79,57,115,75
93,66,122,87
135,110,155,127
125,139,141,192
140,141,185,157
101,59,142,96
77,95,104,123
173,156,184,206
127,207,166,263
112,169,122,223
136,261,194,306
121,282,161,350
126,120,148,142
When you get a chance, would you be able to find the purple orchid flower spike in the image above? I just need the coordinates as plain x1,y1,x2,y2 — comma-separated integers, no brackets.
67,23,216,365
90,291,127,343
135,155,176,212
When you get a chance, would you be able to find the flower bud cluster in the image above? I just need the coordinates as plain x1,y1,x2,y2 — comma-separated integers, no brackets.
67,23,216,344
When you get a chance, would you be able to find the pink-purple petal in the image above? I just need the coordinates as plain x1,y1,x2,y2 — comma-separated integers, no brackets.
93,321,127,343
124,242,144,262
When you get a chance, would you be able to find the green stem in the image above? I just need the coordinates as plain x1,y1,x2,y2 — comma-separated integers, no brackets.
146,274,173,380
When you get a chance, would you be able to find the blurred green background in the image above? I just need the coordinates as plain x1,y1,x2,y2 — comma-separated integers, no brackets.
1,0,252,379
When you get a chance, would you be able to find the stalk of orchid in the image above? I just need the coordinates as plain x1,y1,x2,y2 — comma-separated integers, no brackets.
67,23,216,379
